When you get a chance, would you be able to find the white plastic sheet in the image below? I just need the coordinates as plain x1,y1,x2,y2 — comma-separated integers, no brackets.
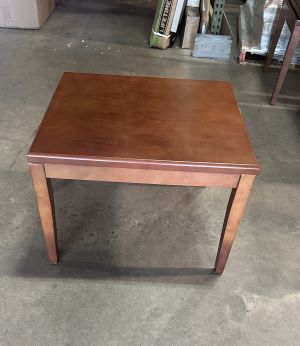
240,0,300,63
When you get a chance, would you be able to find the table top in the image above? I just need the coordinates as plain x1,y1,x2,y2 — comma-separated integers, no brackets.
28,73,259,174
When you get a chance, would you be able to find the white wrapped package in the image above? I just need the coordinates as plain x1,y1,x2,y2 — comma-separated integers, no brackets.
240,0,300,63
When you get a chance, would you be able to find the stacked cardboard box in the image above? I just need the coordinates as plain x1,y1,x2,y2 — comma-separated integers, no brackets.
150,0,180,49
150,0,232,58
0,0,55,29
182,6,200,49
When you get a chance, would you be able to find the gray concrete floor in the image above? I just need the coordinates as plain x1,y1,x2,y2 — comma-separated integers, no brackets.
1,1,300,345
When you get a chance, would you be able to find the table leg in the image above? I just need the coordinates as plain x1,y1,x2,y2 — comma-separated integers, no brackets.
270,25,300,105
29,163,58,264
265,6,285,72
215,174,256,274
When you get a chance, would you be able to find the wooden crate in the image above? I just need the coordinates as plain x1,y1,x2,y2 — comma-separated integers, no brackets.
192,13,233,59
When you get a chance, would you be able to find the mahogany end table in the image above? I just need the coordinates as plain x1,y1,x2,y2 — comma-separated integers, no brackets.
27,73,259,274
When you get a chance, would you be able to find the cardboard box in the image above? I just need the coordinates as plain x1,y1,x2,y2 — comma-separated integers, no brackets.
0,0,55,29
182,6,200,49
192,13,233,60
150,0,178,49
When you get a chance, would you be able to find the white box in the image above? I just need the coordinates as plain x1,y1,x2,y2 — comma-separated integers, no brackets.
0,0,55,29
187,0,200,6
171,0,186,33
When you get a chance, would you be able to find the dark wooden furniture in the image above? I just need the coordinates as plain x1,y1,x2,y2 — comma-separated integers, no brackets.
27,73,259,274
265,0,300,105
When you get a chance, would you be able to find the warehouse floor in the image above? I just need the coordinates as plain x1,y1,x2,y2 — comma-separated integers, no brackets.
1,1,300,345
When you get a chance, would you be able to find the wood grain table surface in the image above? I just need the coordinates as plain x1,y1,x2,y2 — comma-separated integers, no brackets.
28,73,259,273
28,73,259,174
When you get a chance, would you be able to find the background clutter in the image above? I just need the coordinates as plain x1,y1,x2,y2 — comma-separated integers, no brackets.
150,0,229,58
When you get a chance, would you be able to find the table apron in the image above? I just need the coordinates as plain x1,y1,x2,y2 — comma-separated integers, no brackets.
44,164,240,188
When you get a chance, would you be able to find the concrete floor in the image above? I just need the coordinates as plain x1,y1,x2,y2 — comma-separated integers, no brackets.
1,0,300,345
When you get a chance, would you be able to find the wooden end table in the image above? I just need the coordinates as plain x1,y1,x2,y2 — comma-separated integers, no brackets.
27,73,259,274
